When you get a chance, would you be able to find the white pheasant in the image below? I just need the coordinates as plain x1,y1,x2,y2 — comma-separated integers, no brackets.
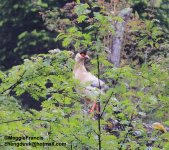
73,52,109,113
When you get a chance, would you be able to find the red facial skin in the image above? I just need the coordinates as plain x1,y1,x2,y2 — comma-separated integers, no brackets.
80,53,86,58
80,53,90,59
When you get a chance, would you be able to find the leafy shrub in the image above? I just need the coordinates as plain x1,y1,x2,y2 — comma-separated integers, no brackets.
0,50,169,149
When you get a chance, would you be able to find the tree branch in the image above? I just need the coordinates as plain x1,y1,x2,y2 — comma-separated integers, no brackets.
1,70,26,94
96,55,102,150
0,118,58,125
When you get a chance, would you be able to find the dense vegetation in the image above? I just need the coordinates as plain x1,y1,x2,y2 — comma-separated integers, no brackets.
0,0,169,149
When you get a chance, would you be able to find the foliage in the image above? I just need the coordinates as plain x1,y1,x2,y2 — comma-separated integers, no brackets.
125,0,168,66
55,1,116,53
0,1,169,150
123,14,166,66
155,0,169,39
137,20,163,49
0,49,169,149
0,0,60,70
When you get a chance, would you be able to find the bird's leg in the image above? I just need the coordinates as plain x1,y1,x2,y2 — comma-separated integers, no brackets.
85,98,94,112
89,101,99,113
95,103,99,112
89,101,96,113
85,98,99,113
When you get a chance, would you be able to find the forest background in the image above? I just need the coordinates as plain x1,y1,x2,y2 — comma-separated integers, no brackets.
0,0,169,149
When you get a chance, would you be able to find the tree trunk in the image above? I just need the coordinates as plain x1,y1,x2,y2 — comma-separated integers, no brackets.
111,8,132,67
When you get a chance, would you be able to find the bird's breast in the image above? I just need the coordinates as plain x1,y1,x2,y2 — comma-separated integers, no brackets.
73,70,94,83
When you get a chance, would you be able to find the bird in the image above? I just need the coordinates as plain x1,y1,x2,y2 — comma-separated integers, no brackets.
73,51,109,113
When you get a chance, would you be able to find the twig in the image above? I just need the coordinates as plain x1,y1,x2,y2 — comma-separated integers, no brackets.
0,118,25,124
1,70,26,94
96,55,102,150
0,118,57,125
0,55,61,95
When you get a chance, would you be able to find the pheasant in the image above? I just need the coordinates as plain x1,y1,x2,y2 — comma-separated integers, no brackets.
73,51,108,113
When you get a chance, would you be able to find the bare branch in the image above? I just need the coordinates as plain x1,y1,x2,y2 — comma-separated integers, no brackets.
96,55,102,150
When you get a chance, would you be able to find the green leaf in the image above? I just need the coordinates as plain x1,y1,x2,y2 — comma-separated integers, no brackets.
77,15,88,23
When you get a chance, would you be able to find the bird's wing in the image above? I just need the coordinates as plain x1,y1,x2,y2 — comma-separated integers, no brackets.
87,73,109,91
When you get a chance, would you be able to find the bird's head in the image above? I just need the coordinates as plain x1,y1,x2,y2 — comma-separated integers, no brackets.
75,52,90,62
